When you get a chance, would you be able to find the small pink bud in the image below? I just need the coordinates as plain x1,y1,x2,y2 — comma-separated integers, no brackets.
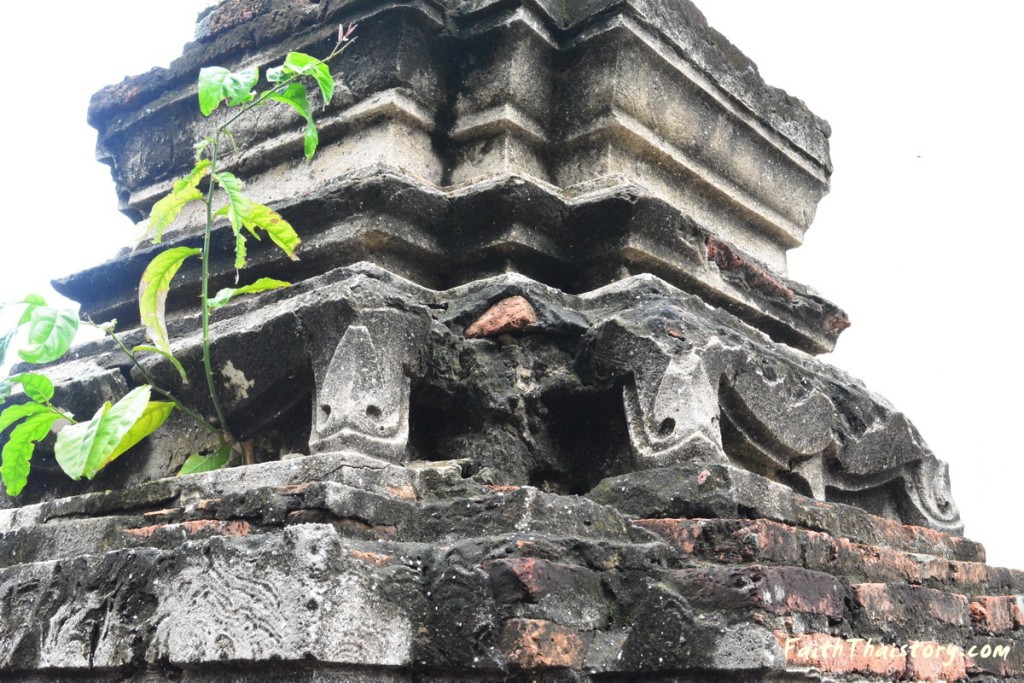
697,469,710,485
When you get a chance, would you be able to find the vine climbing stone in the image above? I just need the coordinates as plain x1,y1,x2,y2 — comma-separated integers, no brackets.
0,0,1019,680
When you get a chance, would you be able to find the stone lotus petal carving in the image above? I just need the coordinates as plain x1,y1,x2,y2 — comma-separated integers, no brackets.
584,316,725,467
304,299,432,462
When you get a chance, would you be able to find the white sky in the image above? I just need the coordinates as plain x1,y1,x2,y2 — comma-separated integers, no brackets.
0,2,1020,569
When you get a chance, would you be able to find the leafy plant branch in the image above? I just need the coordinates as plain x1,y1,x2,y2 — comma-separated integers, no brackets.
0,25,356,496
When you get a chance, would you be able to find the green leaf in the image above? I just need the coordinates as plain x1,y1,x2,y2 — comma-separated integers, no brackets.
214,172,301,265
145,159,211,244
178,443,233,476
139,247,201,359
0,329,15,368
209,278,291,311
244,202,302,260
0,402,48,434
212,172,249,270
133,345,189,384
267,83,319,159
266,64,290,83
18,306,78,364
54,386,151,481
283,52,334,105
17,294,46,326
302,117,319,160
1,412,60,496
102,401,175,468
198,66,259,116
7,373,54,403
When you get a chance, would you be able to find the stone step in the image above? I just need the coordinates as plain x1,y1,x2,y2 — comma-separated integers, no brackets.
1,454,419,528
590,463,972,553
969,596,1024,636
634,518,1013,591
55,171,845,354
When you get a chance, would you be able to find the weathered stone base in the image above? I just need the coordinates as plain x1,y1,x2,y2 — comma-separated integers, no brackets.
0,452,1019,681
11,264,960,534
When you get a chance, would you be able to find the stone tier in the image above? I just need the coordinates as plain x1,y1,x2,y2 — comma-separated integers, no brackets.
66,0,844,353
56,172,847,354
0,452,1018,681
10,265,956,535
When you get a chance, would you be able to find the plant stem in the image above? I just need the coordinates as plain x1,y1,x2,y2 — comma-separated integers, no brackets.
188,40,355,446
45,403,76,424
201,136,231,444
90,321,223,440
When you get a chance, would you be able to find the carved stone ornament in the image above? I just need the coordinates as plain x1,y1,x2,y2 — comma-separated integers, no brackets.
0,1,1000,678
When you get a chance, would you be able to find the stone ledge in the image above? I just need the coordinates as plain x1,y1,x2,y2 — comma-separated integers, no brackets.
56,168,844,355
634,518,1001,585
590,462,969,549
852,582,970,629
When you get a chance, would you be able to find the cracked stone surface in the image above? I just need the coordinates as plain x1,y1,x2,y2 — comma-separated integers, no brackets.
0,0,1009,681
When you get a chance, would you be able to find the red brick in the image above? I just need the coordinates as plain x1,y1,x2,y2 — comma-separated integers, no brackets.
224,520,250,536
123,519,250,540
905,641,967,682
486,558,599,603
775,632,906,677
123,523,167,539
465,296,538,337
706,236,796,302
275,483,313,495
834,537,918,583
386,484,417,501
349,549,396,566
852,583,969,626
637,518,992,596
970,596,1019,634
639,518,926,585
867,516,984,563
918,557,990,587
727,519,813,565
179,519,249,537
499,619,589,669
179,520,221,536
287,509,329,524
634,519,703,555
484,485,523,493
673,566,847,619
141,507,183,521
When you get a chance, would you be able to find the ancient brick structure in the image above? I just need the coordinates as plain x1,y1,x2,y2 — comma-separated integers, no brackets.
0,0,1021,681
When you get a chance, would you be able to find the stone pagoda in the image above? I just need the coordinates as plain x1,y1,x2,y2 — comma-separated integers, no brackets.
0,0,1021,680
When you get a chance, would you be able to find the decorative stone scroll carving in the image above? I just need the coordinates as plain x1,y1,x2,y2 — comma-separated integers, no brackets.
577,290,961,532
2,264,961,533
168,267,957,532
